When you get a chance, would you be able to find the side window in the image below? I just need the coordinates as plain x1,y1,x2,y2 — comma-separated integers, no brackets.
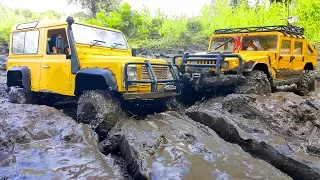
307,45,314,54
12,30,39,54
47,28,69,55
12,32,25,54
281,40,291,55
294,41,302,55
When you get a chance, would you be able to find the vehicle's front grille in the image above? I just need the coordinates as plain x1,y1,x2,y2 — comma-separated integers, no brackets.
141,65,169,81
195,61,215,64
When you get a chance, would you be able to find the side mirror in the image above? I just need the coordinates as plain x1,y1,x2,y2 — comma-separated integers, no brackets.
56,37,65,49
131,48,137,57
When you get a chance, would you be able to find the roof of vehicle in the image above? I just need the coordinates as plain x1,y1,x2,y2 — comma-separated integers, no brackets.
10,18,121,33
213,25,305,38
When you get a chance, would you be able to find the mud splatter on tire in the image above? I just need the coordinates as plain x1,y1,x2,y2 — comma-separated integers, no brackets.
235,70,272,95
8,87,32,104
77,90,123,140
295,71,316,96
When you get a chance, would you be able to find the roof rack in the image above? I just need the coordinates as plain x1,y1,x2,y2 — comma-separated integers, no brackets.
214,25,304,36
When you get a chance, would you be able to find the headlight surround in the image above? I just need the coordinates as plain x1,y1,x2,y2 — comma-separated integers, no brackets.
127,66,137,81
222,62,229,69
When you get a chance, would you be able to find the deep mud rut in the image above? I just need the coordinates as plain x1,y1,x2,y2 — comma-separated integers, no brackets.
1,69,320,179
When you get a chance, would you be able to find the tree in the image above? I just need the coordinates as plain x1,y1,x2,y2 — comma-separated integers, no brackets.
68,0,121,18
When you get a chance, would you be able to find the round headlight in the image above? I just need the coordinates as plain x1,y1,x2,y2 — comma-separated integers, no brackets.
222,62,229,69
127,67,137,81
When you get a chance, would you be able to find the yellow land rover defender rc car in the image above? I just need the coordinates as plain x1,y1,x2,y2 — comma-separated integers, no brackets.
6,17,180,133
174,25,318,103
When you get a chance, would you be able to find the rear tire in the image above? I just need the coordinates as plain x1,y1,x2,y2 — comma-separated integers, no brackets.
76,90,123,140
235,70,272,96
8,87,33,104
295,71,315,96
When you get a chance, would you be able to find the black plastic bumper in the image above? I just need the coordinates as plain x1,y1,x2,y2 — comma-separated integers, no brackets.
123,60,180,100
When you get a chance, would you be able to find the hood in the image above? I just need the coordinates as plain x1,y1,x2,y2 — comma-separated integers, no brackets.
79,54,168,64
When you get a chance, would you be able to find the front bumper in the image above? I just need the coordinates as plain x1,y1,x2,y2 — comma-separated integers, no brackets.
123,60,181,100
180,73,246,88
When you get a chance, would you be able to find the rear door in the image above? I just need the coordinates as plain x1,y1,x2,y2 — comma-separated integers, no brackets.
291,39,304,71
10,29,42,91
277,38,293,79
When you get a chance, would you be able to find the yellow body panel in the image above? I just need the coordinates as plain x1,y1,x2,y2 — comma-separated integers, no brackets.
7,20,170,97
205,31,317,80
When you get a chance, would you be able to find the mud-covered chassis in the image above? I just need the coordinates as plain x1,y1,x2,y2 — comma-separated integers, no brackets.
173,52,246,95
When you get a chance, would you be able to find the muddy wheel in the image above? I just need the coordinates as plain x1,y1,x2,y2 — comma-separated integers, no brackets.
295,71,315,96
164,97,186,113
175,84,199,105
76,90,122,137
8,87,33,104
235,70,271,95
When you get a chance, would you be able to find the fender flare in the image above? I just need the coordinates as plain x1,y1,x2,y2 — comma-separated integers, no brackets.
75,68,118,95
7,66,31,90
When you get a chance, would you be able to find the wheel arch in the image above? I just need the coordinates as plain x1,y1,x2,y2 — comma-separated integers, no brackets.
7,66,31,90
304,62,314,71
252,63,271,79
74,68,118,96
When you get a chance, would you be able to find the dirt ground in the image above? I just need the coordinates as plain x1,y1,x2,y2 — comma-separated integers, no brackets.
1,69,320,179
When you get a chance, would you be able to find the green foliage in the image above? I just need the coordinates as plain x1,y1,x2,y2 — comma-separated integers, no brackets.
0,0,320,52
68,0,121,17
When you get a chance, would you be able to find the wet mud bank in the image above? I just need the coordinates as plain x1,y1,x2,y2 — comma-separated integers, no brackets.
0,101,125,179
100,111,291,179
186,92,320,179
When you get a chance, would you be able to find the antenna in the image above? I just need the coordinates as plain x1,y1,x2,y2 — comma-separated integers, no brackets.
287,1,290,19
281,1,298,26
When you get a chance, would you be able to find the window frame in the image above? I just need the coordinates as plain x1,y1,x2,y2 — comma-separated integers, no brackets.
11,30,40,55
280,39,292,55
293,41,303,55
45,27,69,56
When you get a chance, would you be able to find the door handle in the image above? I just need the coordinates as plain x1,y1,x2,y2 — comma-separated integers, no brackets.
290,56,295,62
42,66,50,69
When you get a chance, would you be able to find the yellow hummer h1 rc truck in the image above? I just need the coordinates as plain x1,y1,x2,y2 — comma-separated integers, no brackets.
6,17,180,132
174,25,318,103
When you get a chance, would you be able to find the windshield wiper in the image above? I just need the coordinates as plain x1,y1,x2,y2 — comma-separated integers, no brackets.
90,39,106,47
111,43,124,49
213,37,234,50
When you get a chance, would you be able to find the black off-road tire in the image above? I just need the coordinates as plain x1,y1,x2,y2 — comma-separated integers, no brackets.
8,87,33,104
175,84,200,106
295,72,315,96
76,90,123,138
164,97,186,113
235,70,272,96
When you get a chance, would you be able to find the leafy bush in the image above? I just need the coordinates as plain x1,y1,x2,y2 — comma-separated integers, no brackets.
0,0,319,52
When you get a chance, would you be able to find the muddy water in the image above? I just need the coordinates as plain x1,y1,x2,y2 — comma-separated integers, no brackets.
186,92,320,179
102,112,291,179
0,99,123,179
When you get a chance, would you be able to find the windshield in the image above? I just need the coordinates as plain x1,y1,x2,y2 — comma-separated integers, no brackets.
210,35,278,52
72,23,128,50
210,37,235,52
